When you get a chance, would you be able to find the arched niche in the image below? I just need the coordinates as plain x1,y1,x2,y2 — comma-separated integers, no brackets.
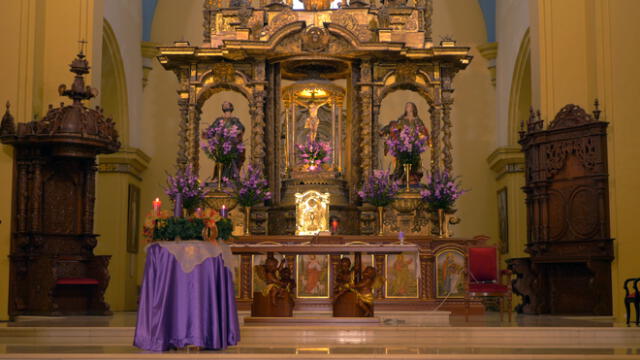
508,29,531,145
197,90,251,182
377,90,431,177
100,19,129,146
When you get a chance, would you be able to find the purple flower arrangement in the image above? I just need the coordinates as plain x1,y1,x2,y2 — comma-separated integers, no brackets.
201,122,245,164
358,170,400,207
165,165,205,214
385,126,429,166
296,140,332,170
225,164,271,207
420,171,465,212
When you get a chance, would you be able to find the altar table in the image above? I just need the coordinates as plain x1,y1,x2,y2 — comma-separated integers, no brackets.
134,242,240,352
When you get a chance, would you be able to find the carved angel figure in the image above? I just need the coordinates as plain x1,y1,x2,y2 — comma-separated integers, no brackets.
254,256,293,306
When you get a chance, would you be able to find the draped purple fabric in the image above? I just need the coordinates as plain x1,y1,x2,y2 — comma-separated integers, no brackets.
134,243,240,351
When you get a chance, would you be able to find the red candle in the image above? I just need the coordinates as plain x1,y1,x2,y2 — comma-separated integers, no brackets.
331,219,339,234
153,197,162,217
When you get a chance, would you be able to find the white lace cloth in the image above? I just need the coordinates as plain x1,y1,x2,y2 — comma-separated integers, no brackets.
148,240,236,274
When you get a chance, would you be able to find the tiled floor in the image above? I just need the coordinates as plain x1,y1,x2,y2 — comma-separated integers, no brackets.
0,312,639,359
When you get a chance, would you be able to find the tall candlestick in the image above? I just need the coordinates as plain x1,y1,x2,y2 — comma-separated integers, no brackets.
152,198,162,217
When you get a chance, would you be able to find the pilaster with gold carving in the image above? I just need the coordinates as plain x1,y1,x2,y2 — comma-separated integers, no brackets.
419,252,434,299
330,254,340,298
358,61,373,176
374,253,385,299
188,104,202,172
240,254,252,300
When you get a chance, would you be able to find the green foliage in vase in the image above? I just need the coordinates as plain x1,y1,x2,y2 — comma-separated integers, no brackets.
215,218,233,241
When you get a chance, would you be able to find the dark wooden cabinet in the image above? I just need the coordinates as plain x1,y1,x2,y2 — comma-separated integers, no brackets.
512,104,613,315
0,52,120,316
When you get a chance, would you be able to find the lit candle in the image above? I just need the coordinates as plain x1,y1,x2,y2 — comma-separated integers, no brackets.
195,207,203,217
152,198,162,217
331,218,339,234
221,205,227,218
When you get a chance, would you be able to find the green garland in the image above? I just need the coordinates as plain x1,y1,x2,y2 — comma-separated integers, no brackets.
153,217,205,241
215,218,233,241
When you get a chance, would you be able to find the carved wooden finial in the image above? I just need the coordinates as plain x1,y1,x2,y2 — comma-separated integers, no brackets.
0,100,16,136
593,98,601,121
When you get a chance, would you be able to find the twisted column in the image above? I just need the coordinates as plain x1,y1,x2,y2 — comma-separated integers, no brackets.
442,103,453,173
359,61,373,176
177,97,189,172
250,90,266,169
429,104,441,175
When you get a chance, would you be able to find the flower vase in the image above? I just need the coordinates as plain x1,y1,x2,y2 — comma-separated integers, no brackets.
243,206,251,236
403,163,412,191
216,162,224,191
377,206,385,236
437,208,445,237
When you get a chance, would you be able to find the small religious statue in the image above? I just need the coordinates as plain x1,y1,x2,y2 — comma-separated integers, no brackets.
379,102,430,184
207,101,245,180
252,255,295,317
295,98,330,142
352,266,381,317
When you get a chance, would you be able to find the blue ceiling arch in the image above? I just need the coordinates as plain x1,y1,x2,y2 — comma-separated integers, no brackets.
142,0,158,42
477,0,496,43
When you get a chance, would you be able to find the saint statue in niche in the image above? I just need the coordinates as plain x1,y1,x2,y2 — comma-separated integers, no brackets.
295,98,330,142
210,101,245,180
379,102,430,183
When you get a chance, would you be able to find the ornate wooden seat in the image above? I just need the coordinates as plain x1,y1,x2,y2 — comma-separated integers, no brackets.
624,278,640,325
465,246,512,322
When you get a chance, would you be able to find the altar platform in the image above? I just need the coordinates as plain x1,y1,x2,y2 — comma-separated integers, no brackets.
1,312,640,360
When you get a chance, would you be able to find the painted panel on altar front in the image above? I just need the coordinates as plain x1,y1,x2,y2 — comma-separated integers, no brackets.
435,250,466,298
252,253,284,295
296,254,329,298
385,253,418,298
340,254,374,269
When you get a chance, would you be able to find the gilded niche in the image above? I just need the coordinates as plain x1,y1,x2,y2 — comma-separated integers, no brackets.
295,190,330,235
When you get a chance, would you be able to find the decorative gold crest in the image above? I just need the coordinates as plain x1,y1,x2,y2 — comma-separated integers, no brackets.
302,27,330,53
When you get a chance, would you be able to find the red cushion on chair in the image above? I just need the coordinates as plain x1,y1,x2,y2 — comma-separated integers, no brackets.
56,278,99,285
627,292,638,299
469,283,508,294
469,247,498,282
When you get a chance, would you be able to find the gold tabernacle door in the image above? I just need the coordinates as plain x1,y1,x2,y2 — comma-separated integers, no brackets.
295,190,330,235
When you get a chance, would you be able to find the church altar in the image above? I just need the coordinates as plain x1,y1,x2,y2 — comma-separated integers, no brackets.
229,235,487,313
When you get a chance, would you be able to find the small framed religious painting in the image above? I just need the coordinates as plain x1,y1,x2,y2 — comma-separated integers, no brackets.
385,252,419,298
296,254,330,298
435,249,466,298
126,184,141,254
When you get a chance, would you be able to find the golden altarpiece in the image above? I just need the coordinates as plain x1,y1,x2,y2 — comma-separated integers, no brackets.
157,0,485,313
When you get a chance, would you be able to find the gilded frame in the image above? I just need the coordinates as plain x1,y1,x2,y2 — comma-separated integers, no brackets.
435,249,466,299
296,254,330,298
384,252,419,299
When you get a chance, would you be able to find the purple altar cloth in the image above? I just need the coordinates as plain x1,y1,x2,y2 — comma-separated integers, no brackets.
134,243,240,352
